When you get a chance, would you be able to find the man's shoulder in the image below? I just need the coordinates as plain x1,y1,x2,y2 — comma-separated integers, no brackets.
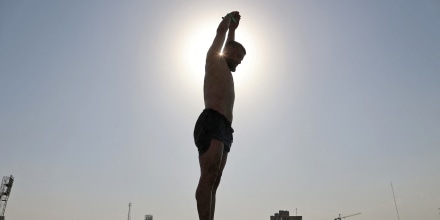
206,51,222,60
206,53,225,67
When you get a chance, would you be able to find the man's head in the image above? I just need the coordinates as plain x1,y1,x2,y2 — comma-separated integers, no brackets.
222,41,246,72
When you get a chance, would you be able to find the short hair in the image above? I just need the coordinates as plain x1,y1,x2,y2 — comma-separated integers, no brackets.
225,41,246,55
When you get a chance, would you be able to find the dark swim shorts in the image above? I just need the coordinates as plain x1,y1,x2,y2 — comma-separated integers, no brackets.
193,108,234,156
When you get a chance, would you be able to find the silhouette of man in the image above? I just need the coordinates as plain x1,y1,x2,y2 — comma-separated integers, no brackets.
193,11,246,220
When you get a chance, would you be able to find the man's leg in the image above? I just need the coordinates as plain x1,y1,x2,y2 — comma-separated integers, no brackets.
196,139,224,220
210,151,228,220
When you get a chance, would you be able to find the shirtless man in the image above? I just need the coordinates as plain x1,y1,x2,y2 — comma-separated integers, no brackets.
193,11,246,220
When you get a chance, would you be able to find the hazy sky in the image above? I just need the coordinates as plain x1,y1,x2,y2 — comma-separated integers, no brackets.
1,1,439,220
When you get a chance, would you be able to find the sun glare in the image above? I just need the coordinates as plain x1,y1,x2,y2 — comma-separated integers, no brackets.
181,21,262,93
182,24,213,86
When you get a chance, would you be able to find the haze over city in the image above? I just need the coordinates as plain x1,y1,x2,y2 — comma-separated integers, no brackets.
1,1,439,220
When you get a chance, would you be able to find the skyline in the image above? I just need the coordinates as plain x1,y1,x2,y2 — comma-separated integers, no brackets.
1,1,439,220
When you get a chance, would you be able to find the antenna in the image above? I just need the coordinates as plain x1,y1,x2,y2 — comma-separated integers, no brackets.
391,182,401,220
128,202,132,220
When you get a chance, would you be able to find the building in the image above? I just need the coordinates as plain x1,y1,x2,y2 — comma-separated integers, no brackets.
270,210,302,220
144,214,153,220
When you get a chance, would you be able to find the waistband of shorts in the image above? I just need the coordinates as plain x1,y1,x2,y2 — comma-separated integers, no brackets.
203,108,232,126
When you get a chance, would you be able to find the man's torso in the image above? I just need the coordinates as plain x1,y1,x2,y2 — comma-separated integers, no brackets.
203,55,235,122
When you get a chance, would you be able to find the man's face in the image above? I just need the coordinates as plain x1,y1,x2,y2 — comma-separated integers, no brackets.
224,46,245,72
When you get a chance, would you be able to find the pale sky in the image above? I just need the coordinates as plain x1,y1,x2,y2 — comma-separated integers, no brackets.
1,1,439,220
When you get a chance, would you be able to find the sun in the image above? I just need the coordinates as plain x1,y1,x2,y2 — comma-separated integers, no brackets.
179,15,270,103
179,20,262,94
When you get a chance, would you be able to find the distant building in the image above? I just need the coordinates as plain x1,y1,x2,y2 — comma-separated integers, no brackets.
270,210,302,220
144,214,153,220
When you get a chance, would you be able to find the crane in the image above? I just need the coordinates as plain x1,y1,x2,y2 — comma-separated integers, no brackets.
0,175,14,218
335,212,361,220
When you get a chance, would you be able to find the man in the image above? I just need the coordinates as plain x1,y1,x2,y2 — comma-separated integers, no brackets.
193,11,246,220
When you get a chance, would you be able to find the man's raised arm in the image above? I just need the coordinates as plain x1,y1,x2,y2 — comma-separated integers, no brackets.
206,11,239,57
226,12,241,43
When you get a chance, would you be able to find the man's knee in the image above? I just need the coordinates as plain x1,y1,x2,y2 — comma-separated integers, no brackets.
196,172,219,201
213,172,223,189
200,169,220,185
